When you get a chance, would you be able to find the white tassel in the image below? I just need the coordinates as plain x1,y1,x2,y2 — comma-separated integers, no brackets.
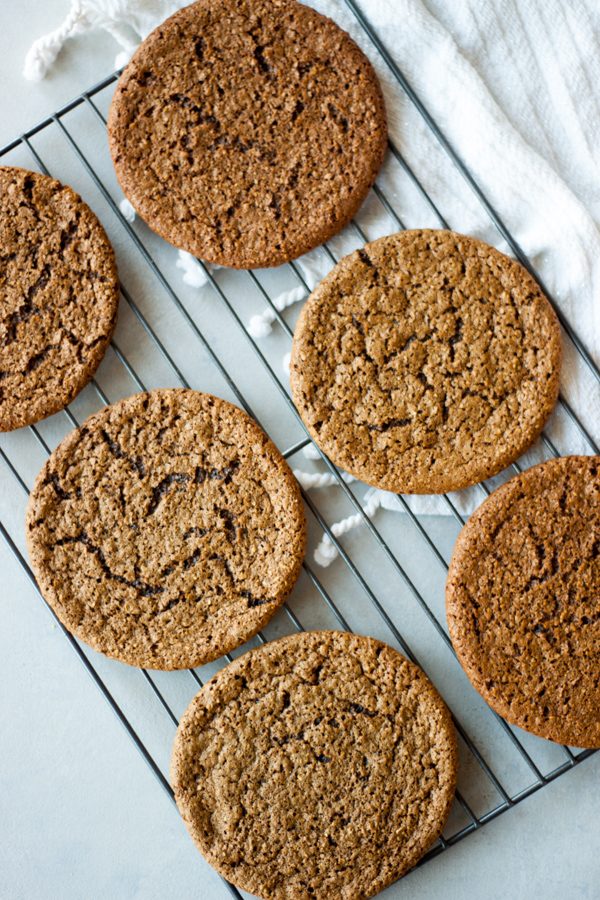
297,248,332,290
119,198,136,223
293,469,355,490
176,251,208,288
248,285,306,338
175,250,220,288
247,251,331,339
247,315,273,339
302,443,322,460
22,0,168,81
314,489,383,567
23,1,90,81
314,537,339,567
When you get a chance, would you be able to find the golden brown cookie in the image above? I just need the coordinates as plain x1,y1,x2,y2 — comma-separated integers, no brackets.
107,0,387,269
290,229,561,494
0,166,119,431
26,389,306,670
447,456,600,747
171,630,458,898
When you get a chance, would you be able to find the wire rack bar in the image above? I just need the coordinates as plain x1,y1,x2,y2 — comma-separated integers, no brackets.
1,11,597,894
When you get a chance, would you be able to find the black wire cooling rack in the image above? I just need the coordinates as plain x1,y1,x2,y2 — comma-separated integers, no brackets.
2,2,600,897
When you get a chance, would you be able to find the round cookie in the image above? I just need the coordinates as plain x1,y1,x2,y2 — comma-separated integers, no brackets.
107,0,387,269
290,229,562,494
26,389,306,670
171,630,457,899
0,166,119,431
447,456,600,747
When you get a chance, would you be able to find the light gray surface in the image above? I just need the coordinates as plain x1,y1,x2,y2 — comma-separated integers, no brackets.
1,3,600,899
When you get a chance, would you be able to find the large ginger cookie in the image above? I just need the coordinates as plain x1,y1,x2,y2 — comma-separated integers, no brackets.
447,456,600,747
108,0,387,269
171,630,457,898
290,229,561,494
0,167,119,431
26,389,306,669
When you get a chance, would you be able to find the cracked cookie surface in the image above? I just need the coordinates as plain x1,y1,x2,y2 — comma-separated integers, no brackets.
447,456,600,747
0,167,119,431
26,389,306,669
107,0,387,268
290,229,561,494
171,630,457,899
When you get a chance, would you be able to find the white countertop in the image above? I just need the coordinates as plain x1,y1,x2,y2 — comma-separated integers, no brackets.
2,3,600,899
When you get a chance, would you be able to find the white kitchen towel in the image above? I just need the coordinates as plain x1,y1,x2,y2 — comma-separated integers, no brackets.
24,0,600,563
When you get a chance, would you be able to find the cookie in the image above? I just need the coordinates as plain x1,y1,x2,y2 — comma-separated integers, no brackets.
107,0,387,269
26,389,306,670
171,630,457,898
290,229,561,494
0,167,119,431
447,456,600,747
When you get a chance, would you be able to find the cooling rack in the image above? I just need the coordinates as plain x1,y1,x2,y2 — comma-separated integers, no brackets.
1,2,599,897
